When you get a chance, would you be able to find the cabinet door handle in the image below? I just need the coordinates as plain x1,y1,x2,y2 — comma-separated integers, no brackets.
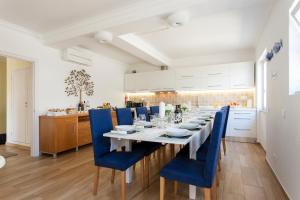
208,85,222,88
181,75,193,78
233,84,246,87
234,118,251,120
234,113,252,115
208,73,223,76
234,128,251,131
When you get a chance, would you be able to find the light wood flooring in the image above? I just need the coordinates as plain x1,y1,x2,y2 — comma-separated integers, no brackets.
0,142,288,200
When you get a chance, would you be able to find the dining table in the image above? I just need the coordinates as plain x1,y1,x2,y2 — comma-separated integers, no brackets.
103,113,213,200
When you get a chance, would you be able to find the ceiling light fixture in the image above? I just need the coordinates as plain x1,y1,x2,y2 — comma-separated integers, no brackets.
94,31,113,43
167,11,190,27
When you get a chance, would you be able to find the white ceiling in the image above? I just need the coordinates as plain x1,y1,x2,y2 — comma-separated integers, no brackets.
0,0,139,33
0,0,275,65
139,5,272,58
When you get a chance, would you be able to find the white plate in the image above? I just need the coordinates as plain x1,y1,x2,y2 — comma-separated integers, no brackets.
165,128,190,137
179,123,199,130
188,119,205,124
115,125,135,132
134,121,152,127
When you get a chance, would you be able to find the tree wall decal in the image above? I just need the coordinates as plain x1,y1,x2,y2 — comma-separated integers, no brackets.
64,69,94,104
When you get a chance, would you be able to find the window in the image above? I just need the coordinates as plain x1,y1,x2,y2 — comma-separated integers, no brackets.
289,0,300,95
257,50,268,112
262,62,267,111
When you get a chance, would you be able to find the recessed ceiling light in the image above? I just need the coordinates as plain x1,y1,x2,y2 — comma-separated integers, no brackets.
167,11,190,27
94,31,113,43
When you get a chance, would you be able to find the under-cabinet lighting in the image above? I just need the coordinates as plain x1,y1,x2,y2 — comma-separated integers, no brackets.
176,88,255,95
127,92,155,96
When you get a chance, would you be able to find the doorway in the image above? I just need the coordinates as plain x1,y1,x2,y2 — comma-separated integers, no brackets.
0,56,33,148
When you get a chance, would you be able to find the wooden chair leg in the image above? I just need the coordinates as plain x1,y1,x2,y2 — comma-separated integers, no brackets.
145,156,150,187
218,151,222,172
216,167,220,187
174,181,178,195
93,167,100,195
158,148,161,168
133,164,136,171
162,145,166,165
203,188,211,200
222,138,226,155
211,178,217,200
160,177,165,200
140,159,145,190
170,144,175,158
111,169,115,184
121,171,126,200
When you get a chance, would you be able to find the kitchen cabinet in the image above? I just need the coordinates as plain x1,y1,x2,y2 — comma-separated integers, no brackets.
125,61,255,92
125,70,175,92
226,110,257,139
229,62,254,89
39,111,118,158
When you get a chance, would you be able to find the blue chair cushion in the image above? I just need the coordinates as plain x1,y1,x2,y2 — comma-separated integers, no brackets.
133,141,161,156
150,106,159,115
95,150,144,171
160,157,211,188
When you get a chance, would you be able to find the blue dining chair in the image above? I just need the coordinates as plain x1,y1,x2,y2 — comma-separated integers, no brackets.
89,109,145,199
221,106,230,155
150,106,159,115
115,108,133,125
115,107,161,186
159,111,225,200
176,106,230,160
195,106,230,162
136,107,150,121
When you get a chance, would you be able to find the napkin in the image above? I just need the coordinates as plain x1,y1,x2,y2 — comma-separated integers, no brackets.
111,130,128,135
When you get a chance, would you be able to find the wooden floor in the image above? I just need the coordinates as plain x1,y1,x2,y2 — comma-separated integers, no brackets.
0,142,288,200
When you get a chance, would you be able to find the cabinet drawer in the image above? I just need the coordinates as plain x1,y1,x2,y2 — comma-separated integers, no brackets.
78,121,91,146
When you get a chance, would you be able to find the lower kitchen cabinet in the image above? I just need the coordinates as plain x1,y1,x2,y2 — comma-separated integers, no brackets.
226,110,257,140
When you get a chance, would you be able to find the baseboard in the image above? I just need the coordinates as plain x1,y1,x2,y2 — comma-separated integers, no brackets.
6,142,30,150
226,136,257,143
265,156,291,200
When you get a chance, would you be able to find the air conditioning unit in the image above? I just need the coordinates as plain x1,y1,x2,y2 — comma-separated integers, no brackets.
62,47,93,66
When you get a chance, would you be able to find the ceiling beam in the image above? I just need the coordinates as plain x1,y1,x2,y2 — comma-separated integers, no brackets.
43,0,202,45
112,34,170,66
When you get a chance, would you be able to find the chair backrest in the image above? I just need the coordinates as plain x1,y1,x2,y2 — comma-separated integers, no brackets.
221,106,230,138
89,109,113,158
204,110,226,186
150,106,159,115
136,107,150,121
115,108,133,125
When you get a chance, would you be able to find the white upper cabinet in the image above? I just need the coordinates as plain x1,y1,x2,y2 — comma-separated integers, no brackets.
229,62,255,89
125,70,175,92
125,61,255,92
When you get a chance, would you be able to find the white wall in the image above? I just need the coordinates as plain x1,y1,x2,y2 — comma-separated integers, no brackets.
256,0,300,199
0,22,128,156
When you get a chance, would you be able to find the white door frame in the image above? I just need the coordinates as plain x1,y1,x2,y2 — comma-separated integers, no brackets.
256,49,268,150
0,50,39,157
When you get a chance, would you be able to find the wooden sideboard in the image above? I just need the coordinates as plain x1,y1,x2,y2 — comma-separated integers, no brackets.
39,111,117,158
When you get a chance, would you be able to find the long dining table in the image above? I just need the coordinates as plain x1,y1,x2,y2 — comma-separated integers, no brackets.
103,115,213,199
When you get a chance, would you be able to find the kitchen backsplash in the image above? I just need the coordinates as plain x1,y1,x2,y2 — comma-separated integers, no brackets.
128,90,255,107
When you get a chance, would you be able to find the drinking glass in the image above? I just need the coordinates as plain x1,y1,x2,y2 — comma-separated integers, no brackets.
139,114,146,121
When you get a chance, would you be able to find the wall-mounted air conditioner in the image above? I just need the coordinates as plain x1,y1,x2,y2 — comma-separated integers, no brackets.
62,47,93,66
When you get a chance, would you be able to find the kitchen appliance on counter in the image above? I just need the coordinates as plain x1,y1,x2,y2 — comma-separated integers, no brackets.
126,101,145,108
